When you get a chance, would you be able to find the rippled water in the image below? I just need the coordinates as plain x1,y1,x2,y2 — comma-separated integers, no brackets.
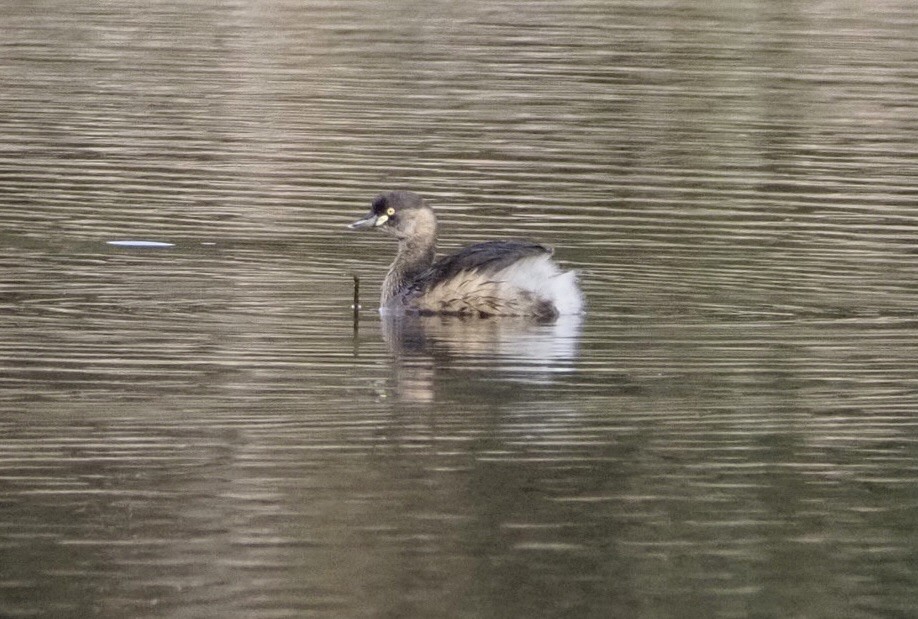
2,0,917,617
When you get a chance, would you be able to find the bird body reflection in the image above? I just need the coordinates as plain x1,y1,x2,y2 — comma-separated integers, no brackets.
380,312,583,403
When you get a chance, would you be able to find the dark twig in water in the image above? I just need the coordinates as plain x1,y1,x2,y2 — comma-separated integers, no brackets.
352,274,360,327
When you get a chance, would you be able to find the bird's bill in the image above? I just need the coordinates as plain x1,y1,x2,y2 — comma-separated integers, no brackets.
347,212,388,230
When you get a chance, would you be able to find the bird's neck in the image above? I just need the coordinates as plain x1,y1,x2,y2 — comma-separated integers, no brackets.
382,237,436,305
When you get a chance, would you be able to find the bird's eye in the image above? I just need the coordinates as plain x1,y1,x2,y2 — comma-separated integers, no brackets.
386,207,395,216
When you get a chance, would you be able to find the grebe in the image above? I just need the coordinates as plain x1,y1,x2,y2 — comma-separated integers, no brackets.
348,191,584,320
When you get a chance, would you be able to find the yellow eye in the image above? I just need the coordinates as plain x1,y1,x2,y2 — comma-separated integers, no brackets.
386,207,395,216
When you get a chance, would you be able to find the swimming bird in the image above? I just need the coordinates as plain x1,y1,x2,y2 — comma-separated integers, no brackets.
348,191,584,320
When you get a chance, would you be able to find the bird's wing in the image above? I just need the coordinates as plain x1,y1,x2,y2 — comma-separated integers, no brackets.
419,240,553,284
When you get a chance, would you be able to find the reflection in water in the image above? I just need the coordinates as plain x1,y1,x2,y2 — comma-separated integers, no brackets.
381,313,583,402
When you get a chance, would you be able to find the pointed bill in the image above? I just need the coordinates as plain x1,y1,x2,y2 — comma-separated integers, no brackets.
348,212,388,229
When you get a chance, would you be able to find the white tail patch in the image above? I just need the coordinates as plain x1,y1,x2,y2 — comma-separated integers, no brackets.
498,255,584,315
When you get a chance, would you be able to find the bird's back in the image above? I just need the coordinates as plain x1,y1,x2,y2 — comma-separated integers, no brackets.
390,240,582,319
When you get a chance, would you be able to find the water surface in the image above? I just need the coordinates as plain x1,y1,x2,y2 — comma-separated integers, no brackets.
2,0,917,617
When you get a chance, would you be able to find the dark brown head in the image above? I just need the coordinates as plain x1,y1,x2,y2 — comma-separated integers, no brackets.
348,191,437,243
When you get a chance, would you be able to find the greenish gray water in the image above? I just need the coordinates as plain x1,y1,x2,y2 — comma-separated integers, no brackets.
2,1,917,617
